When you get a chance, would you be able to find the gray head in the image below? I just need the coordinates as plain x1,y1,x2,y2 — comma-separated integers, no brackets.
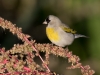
43,15,61,26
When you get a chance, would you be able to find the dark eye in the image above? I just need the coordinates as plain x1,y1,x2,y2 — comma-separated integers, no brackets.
46,17,50,23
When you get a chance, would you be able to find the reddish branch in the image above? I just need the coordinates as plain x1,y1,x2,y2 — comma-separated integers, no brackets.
0,17,95,75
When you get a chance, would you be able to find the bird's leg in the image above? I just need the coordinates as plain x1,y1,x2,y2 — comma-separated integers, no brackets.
64,46,68,50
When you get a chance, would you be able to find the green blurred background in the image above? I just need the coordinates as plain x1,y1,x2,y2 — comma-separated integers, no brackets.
0,0,100,75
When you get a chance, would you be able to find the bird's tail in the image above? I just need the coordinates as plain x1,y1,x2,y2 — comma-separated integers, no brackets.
74,34,88,39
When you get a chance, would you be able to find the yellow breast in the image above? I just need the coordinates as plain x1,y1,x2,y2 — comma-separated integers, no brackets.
46,27,60,42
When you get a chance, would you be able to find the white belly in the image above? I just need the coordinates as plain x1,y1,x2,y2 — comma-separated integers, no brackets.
51,29,75,47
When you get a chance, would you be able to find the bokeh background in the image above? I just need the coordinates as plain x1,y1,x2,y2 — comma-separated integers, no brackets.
0,0,100,75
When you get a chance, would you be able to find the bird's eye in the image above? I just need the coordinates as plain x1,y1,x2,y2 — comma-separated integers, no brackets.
46,17,50,23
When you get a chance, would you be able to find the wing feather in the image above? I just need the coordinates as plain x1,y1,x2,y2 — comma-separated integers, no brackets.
60,24,76,34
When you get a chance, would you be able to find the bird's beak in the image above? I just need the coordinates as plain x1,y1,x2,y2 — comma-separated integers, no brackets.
43,21,47,24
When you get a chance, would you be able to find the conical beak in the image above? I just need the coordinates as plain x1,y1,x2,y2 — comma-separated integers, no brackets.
43,21,47,24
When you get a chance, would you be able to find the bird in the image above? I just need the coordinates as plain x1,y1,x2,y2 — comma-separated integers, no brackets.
43,15,88,47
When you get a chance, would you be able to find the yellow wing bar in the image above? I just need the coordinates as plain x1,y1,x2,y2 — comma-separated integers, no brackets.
61,26,76,34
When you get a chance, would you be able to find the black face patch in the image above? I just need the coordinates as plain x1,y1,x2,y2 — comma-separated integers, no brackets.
46,17,50,24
